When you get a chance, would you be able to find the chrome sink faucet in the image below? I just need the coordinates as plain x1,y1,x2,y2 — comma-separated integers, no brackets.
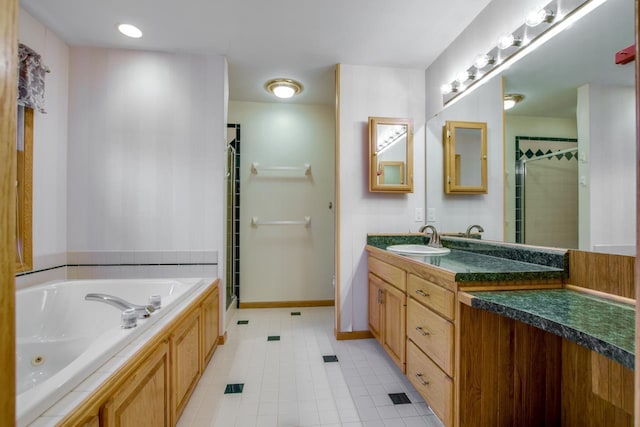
419,225,442,248
465,224,485,238
85,293,156,319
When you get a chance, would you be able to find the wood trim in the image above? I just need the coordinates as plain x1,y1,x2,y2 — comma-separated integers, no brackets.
457,291,473,307
218,331,228,345
238,300,334,309
15,107,33,272
335,330,374,340
564,284,635,306
569,250,635,299
335,63,342,338
58,280,219,426
635,2,640,421
0,0,18,424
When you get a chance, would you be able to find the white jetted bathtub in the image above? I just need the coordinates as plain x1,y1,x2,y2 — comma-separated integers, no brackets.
16,278,209,426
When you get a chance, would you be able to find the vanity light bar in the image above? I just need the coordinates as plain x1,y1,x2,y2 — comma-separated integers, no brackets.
441,0,605,105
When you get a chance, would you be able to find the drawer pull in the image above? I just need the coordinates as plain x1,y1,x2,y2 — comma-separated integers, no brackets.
415,289,430,297
415,326,430,336
415,373,429,386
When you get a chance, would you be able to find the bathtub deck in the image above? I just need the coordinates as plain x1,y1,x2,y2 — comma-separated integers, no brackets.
177,306,442,427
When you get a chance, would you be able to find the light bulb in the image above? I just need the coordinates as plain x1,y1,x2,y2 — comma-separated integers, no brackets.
498,34,514,49
272,85,295,98
474,54,493,69
441,83,453,94
504,99,516,110
456,71,470,84
526,8,555,27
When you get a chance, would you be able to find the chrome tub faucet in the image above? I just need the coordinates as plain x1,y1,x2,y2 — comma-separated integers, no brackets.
85,293,156,321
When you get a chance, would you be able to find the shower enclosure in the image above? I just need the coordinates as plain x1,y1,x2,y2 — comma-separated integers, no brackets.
226,124,241,309
515,136,578,249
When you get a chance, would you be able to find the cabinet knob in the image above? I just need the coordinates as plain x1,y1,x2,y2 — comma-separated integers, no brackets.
415,326,430,336
415,373,429,386
415,289,429,297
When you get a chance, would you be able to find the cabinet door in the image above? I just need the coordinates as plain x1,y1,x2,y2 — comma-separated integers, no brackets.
201,285,219,367
103,341,170,427
382,282,407,373
171,308,201,422
368,273,383,340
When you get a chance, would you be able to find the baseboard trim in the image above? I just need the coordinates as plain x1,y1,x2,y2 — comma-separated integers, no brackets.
218,331,228,345
239,300,335,309
335,330,374,340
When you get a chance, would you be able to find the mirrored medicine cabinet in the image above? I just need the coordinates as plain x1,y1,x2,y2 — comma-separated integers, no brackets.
368,117,413,193
443,120,487,194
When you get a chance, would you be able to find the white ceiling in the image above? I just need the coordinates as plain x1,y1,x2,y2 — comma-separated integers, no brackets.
20,0,492,104
504,0,634,118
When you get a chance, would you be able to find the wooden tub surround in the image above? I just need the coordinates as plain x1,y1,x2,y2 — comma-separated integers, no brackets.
366,235,635,427
54,279,220,427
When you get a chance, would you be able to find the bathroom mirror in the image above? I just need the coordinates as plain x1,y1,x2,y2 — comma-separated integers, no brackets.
443,120,487,194
427,0,636,255
369,117,413,193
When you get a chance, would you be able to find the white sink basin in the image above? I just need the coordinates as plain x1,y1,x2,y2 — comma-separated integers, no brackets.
386,244,451,256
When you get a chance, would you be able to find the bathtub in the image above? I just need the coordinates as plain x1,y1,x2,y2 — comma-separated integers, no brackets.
16,278,209,427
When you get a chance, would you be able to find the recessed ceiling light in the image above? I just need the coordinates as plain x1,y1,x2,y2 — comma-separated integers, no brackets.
118,24,143,39
265,79,303,99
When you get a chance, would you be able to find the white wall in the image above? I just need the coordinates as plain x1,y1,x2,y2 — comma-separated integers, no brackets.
67,48,227,253
337,64,425,332
18,8,69,271
504,115,577,241
425,77,503,240
577,83,636,255
228,101,335,303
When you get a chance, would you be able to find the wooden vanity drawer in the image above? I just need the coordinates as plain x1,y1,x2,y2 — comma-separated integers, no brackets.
369,256,406,292
407,298,454,376
407,340,452,427
408,274,455,320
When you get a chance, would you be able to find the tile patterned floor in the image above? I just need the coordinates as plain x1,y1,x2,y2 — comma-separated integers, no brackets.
177,307,444,427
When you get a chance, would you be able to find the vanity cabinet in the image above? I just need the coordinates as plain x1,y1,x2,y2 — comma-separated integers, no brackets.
368,257,407,372
103,341,171,427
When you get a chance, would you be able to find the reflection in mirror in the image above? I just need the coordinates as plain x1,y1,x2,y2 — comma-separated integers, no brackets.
369,117,413,193
16,106,33,272
503,0,635,255
444,121,487,194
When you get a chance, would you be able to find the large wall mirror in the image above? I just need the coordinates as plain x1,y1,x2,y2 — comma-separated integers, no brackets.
428,0,635,256
369,117,414,193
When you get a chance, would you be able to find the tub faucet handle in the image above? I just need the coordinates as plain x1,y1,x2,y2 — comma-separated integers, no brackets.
121,308,137,329
148,295,162,310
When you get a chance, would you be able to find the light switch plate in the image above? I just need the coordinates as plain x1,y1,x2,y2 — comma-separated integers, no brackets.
427,208,436,222
415,208,424,222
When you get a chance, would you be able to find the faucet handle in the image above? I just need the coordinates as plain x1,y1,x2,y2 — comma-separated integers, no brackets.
148,295,162,310
121,308,137,329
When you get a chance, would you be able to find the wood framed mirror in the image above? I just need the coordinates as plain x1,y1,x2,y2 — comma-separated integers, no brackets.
443,120,487,194
368,117,413,193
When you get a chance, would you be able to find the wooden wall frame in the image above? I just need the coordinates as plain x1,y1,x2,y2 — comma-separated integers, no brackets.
15,106,33,272
1,0,18,423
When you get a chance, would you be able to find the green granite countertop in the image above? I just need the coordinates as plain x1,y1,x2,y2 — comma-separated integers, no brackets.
468,289,634,369
367,234,567,282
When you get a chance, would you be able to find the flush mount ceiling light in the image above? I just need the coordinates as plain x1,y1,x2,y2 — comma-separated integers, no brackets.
504,93,525,110
265,79,303,99
117,23,143,38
